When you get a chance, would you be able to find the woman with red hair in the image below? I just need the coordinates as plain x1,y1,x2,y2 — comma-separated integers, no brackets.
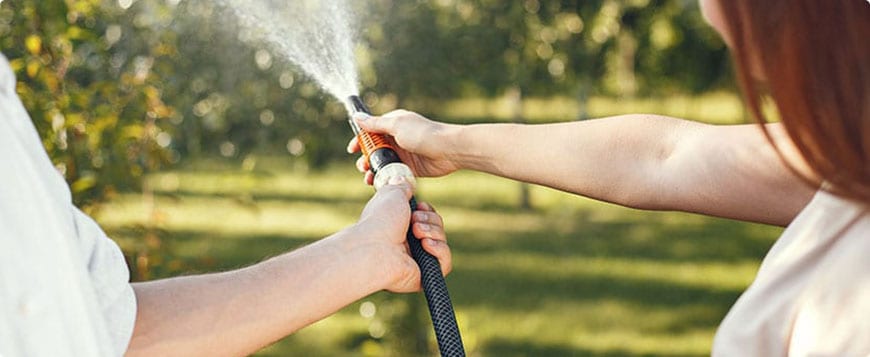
349,1,869,354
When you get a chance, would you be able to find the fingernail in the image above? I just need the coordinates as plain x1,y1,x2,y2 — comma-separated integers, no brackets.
426,238,438,246
353,113,370,121
414,212,428,223
419,223,431,232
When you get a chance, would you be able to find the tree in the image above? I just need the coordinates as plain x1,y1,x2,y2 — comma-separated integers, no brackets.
1,0,176,209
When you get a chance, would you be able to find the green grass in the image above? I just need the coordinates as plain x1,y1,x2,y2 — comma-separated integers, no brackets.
97,155,781,356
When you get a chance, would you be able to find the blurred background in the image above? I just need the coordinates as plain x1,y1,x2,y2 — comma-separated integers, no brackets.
1,0,780,355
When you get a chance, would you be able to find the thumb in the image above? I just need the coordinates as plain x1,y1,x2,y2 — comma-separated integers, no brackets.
353,112,397,135
376,176,414,202
361,176,413,220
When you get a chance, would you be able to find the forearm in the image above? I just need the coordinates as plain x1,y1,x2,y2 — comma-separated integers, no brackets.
127,227,383,356
442,115,814,225
445,114,689,209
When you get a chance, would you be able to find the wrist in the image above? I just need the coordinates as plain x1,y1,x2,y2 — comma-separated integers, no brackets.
438,123,471,171
445,123,496,172
337,223,395,292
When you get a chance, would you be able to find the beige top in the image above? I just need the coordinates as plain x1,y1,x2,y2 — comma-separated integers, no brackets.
713,189,870,356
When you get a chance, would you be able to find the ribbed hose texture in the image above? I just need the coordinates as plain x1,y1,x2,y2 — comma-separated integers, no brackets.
408,197,466,357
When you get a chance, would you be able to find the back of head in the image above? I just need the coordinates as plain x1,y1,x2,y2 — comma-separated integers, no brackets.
718,0,870,204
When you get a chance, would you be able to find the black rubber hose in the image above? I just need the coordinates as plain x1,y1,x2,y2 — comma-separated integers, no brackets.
346,95,465,356
407,197,465,357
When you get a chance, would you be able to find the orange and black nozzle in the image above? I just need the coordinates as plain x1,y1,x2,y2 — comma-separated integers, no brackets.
346,95,402,175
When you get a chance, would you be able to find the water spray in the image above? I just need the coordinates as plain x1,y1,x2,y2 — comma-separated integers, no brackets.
216,1,466,353
346,95,466,357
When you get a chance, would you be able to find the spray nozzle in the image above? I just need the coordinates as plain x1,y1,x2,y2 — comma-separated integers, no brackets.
344,95,415,190
346,95,371,135
347,95,371,115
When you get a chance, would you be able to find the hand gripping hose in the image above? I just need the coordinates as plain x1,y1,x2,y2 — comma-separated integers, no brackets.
346,96,466,357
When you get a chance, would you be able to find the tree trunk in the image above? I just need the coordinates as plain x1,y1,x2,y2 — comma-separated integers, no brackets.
508,86,532,210
617,30,638,99
576,79,590,121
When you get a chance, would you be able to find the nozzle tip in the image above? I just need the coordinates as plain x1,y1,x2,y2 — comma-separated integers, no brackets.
347,95,371,115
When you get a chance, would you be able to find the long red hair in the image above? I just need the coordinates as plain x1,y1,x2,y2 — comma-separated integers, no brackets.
718,1,870,204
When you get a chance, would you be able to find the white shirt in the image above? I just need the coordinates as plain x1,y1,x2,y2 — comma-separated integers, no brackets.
0,54,136,356
713,189,870,356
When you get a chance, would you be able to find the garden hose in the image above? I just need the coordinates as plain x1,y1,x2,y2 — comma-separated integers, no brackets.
346,95,466,357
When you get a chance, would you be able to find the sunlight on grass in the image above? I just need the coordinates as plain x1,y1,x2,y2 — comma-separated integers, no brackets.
462,253,760,292
466,301,717,355
145,160,372,201
99,194,360,238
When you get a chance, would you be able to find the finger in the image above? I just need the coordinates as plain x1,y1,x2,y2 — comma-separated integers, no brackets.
412,222,447,242
412,210,444,231
416,201,437,213
355,156,370,172
346,136,360,154
354,111,399,135
421,238,452,276
365,171,374,186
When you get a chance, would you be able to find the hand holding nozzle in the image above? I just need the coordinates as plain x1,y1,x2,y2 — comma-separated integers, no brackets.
346,97,416,190
346,109,462,185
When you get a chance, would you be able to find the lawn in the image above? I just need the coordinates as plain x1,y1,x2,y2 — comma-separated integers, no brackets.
96,152,781,356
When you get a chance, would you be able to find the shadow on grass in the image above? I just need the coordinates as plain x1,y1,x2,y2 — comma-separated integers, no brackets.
448,266,739,332
152,186,782,265
151,187,534,213
152,189,370,207
112,185,780,356
452,215,777,263
108,226,322,276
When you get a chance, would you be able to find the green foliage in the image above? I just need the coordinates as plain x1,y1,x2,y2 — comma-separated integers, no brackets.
360,0,730,101
0,0,175,208
1,0,732,208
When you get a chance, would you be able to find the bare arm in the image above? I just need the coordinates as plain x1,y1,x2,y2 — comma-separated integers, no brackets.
126,181,451,356
447,116,815,225
129,231,379,356
351,112,816,226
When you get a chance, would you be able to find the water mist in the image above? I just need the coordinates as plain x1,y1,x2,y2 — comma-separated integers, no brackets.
217,0,359,100
215,1,466,355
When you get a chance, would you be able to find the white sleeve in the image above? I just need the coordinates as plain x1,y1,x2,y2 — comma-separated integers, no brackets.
0,52,134,357
73,208,138,355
